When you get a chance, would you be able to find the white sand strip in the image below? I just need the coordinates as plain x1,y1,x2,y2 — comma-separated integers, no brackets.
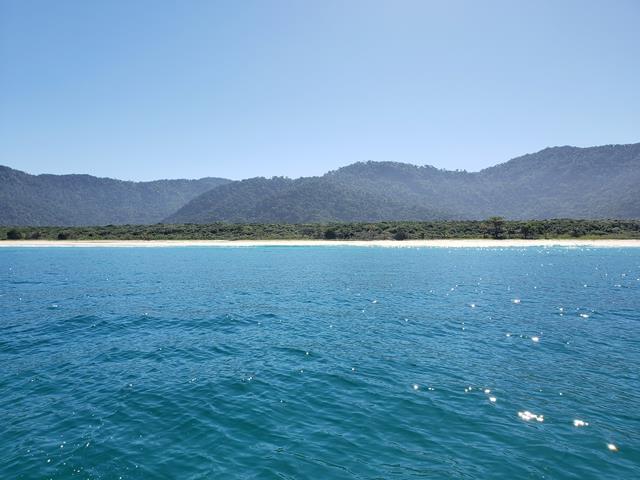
1,239,640,248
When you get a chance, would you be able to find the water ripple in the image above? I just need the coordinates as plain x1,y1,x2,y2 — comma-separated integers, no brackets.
1,247,639,478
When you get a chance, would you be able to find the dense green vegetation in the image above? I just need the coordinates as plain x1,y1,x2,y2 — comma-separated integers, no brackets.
167,143,640,223
2,143,639,226
3,219,640,241
0,165,230,226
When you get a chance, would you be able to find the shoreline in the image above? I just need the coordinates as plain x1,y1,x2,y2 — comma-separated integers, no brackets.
1,239,640,248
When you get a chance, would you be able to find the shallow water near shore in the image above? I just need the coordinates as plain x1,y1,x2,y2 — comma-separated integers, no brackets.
1,246,639,478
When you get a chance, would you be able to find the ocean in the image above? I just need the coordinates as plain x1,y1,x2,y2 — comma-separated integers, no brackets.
1,246,639,478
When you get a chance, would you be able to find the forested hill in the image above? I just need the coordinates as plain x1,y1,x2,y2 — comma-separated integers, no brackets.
167,143,640,223
2,143,639,226
0,166,230,226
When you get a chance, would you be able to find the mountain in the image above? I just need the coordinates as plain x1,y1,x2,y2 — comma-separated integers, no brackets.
0,166,230,226
2,143,639,226
166,143,640,223
164,176,449,223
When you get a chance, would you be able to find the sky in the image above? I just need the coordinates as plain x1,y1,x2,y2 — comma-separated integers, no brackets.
1,0,639,181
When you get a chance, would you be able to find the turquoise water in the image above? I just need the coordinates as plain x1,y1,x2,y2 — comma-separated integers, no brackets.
1,247,639,479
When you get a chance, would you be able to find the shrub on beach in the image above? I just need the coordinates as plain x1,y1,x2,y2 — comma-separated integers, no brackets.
6,229,22,240
324,228,337,240
393,230,409,241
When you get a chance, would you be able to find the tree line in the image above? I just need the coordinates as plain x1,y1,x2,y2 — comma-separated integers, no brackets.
3,219,640,241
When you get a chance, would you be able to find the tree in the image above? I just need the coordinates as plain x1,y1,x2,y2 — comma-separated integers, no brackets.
393,229,408,241
570,227,585,238
486,216,505,239
6,229,22,240
324,228,337,240
520,222,536,239
57,232,70,240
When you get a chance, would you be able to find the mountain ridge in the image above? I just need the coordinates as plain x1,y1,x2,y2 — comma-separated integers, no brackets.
166,143,640,223
0,166,231,226
2,142,639,226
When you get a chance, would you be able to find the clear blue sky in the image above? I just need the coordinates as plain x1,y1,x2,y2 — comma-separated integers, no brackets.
1,0,638,181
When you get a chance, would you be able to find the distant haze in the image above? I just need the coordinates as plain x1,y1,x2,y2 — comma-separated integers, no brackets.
1,1,639,181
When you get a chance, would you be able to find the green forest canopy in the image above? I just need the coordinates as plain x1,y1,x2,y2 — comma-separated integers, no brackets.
3,219,640,241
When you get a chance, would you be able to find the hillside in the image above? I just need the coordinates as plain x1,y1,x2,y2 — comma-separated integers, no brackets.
2,143,639,226
0,167,230,226
167,143,640,223
165,176,449,223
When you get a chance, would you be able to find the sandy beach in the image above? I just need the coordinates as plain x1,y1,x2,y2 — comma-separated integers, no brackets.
1,239,640,248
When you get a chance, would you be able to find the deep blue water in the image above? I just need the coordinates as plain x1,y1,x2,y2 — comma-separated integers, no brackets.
1,246,639,479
